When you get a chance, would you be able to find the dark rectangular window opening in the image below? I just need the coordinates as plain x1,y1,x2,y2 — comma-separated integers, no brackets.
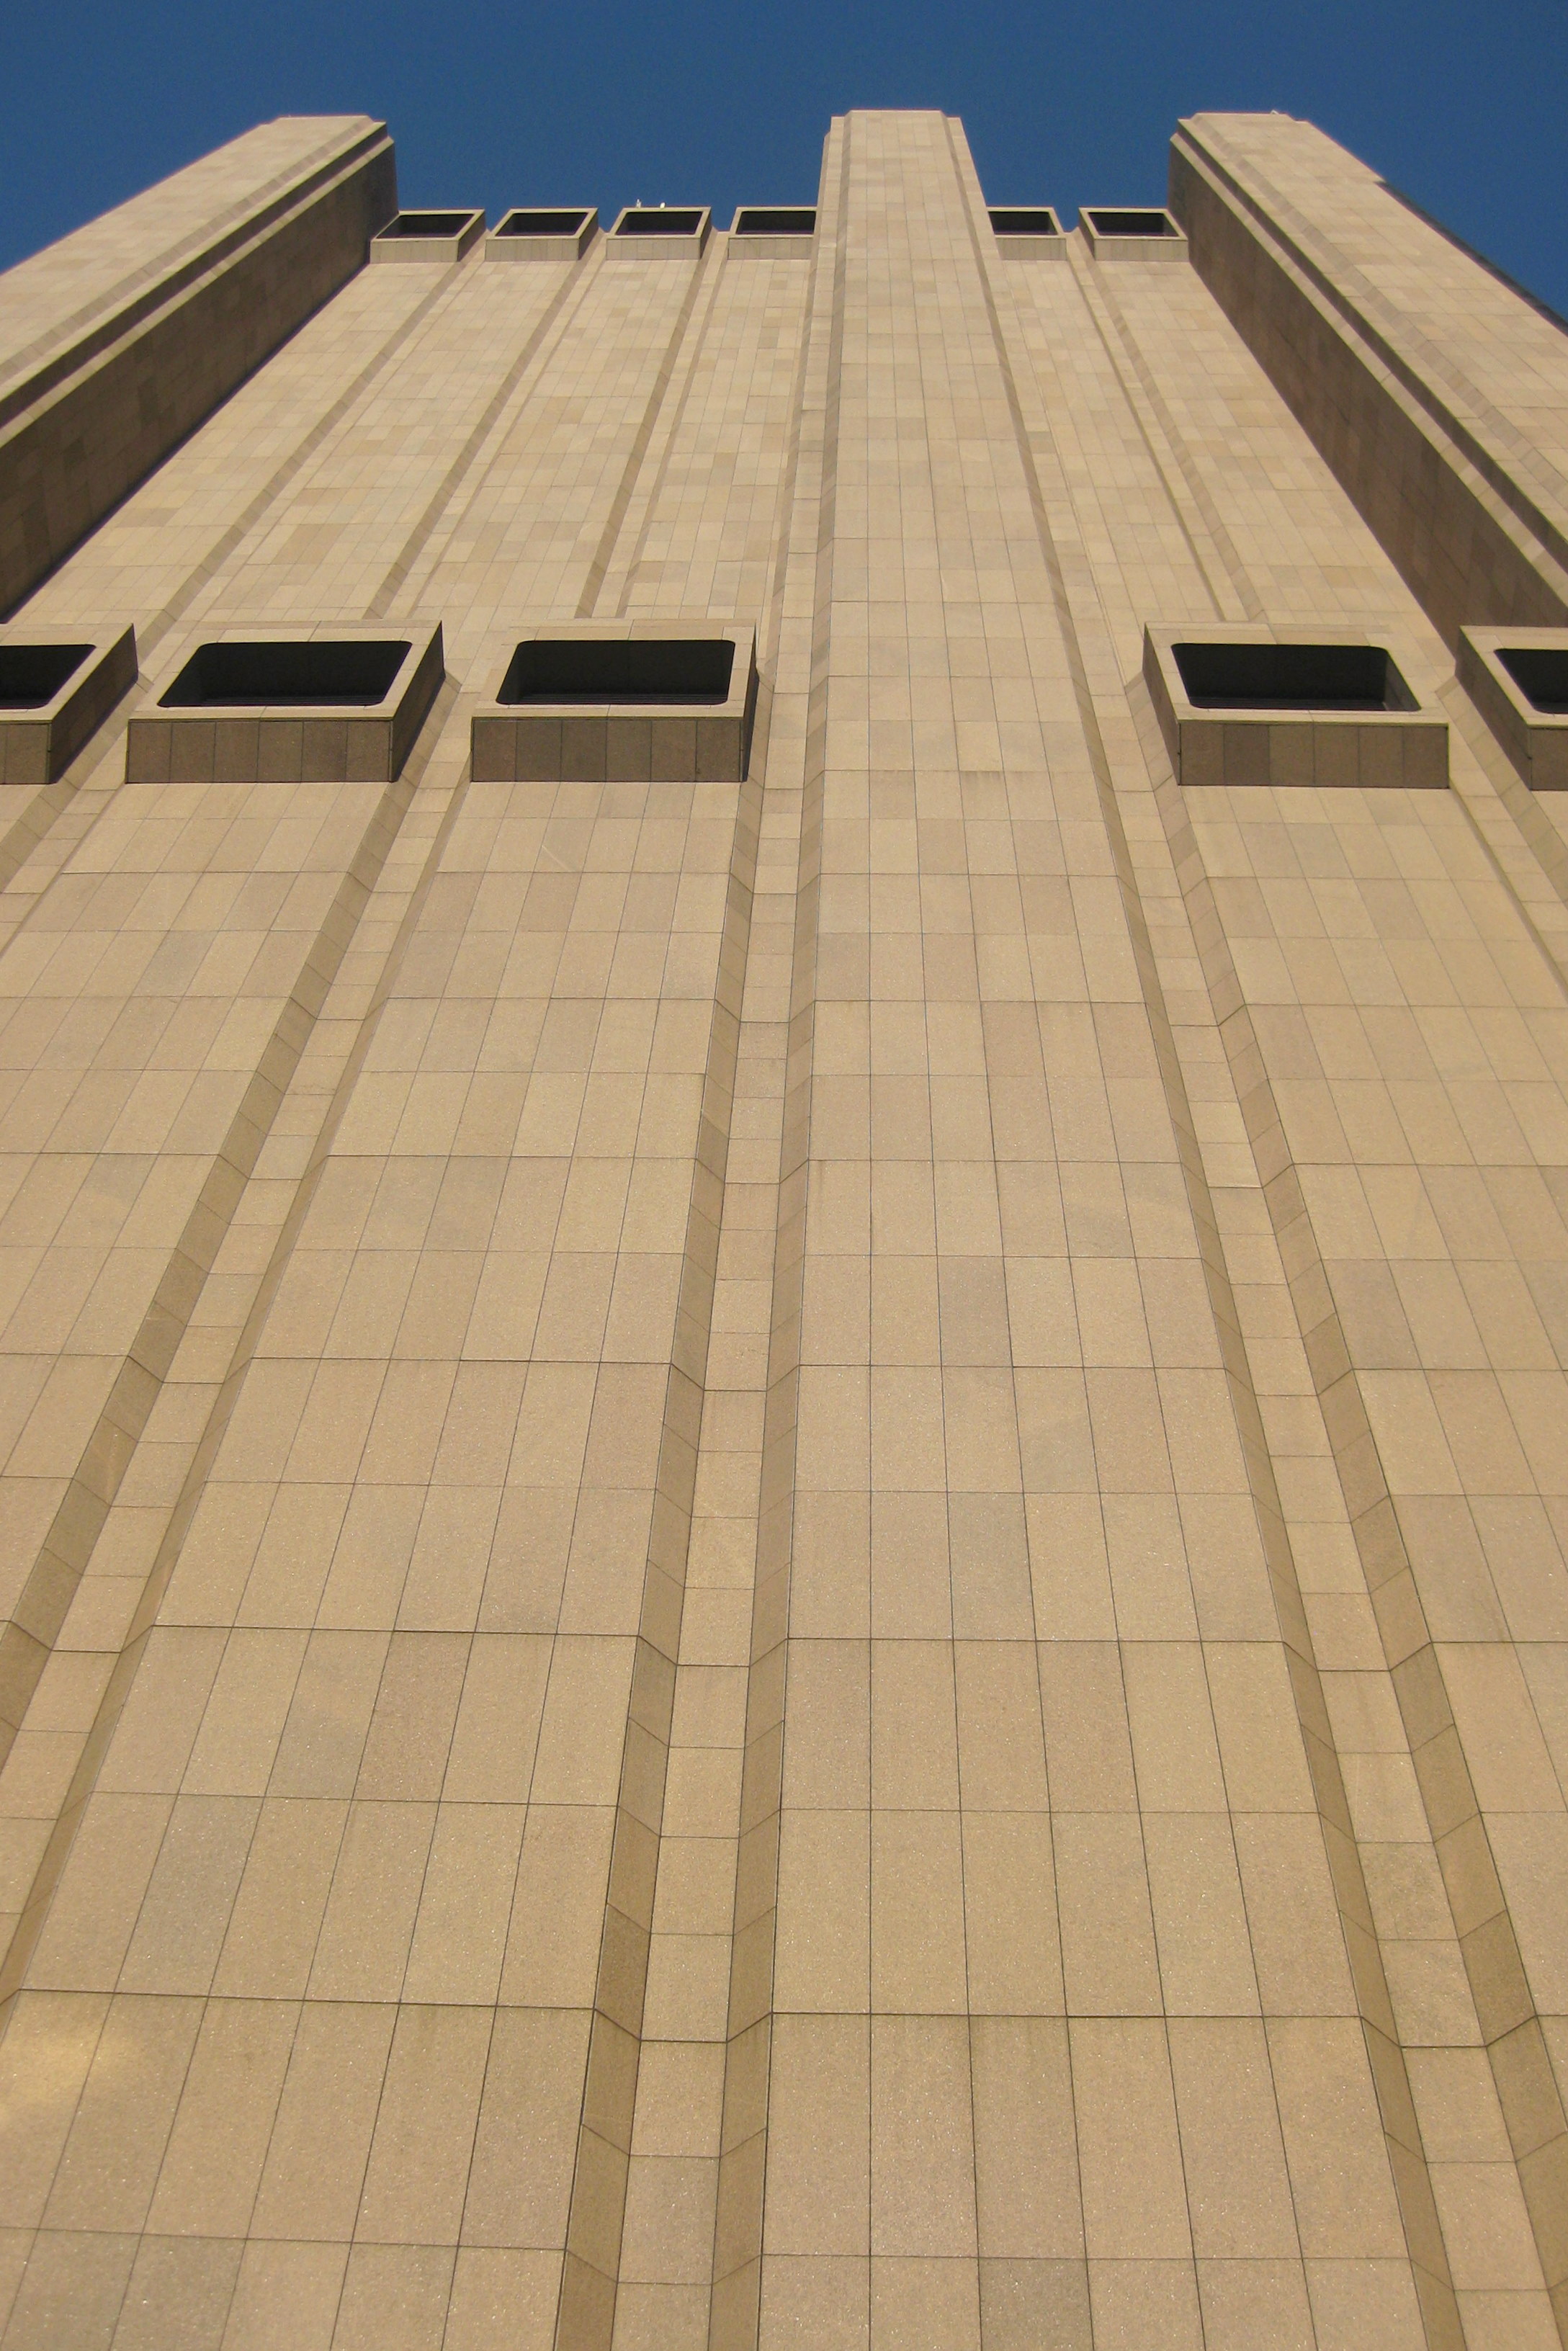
381,211,475,239
617,209,704,236
1173,642,1417,713
498,209,591,237
161,640,411,709
500,639,735,705
0,644,91,709
1498,646,1568,715
990,208,1059,236
1085,208,1178,238
734,207,817,236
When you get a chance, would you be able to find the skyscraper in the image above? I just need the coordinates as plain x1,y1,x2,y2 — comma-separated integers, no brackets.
0,99,1566,2350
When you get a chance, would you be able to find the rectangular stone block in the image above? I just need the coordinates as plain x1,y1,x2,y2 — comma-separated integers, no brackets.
0,117,395,616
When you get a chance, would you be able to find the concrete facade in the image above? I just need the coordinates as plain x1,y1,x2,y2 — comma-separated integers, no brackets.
0,102,1567,2351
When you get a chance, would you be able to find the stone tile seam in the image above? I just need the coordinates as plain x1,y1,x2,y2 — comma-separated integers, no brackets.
574,241,723,622
552,758,768,2351
1073,227,1562,2306
0,268,459,956
1062,245,1260,626
0,737,402,1733
1176,122,1563,503
367,250,604,624
0,722,132,914
1184,122,1568,525
1173,128,1568,587
0,134,394,556
601,285,823,2342
0,733,471,2351
1139,716,1568,2337
0,122,390,427
601,244,733,619
554,938,754,2351
966,135,1467,2349
131,261,457,666
1434,679,1568,1004
756,202,838,676
707,110,852,2351
1132,699,1509,2329
0,679,463,2019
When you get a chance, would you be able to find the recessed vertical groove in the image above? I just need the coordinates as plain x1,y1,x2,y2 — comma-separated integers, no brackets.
1149,737,1568,2344
0,681,465,2010
957,128,1467,2349
707,117,851,2351
575,246,720,619
552,765,759,2350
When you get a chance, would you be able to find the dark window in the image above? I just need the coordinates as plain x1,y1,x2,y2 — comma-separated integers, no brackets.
161,641,411,709
499,639,735,704
617,209,704,236
734,207,817,236
380,212,475,239
0,644,91,708
498,210,591,237
1084,208,1178,238
1173,642,1417,712
1497,646,1568,715
989,209,1059,236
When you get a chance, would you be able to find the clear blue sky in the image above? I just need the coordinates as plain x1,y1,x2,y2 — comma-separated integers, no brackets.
4,0,1567,316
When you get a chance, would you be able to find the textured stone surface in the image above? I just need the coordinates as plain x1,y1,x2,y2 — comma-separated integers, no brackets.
0,117,397,623
1173,112,1568,645
0,102,1564,2351
0,625,136,784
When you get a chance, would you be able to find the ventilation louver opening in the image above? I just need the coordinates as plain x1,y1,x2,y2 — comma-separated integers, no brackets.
734,208,817,236
990,209,1060,236
130,625,443,784
1083,208,1180,238
1457,628,1568,790
160,640,412,709
499,638,735,705
472,625,757,782
1144,626,1446,787
497,209,591,237
1172,641,1417,712
1497,646,1568,715
0,645,91,709
616,209,704,236
380,212,476,239
0,626,136,786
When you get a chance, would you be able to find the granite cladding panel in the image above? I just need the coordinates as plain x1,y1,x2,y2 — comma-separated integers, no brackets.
0,104,1563,2351
0,117,396,619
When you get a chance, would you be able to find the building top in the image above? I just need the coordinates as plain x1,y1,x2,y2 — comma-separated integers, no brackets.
1178,110,1568,576
0,116,387,406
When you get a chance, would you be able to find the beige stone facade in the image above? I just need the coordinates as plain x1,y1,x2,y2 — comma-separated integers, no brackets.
1,100,1568,2350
